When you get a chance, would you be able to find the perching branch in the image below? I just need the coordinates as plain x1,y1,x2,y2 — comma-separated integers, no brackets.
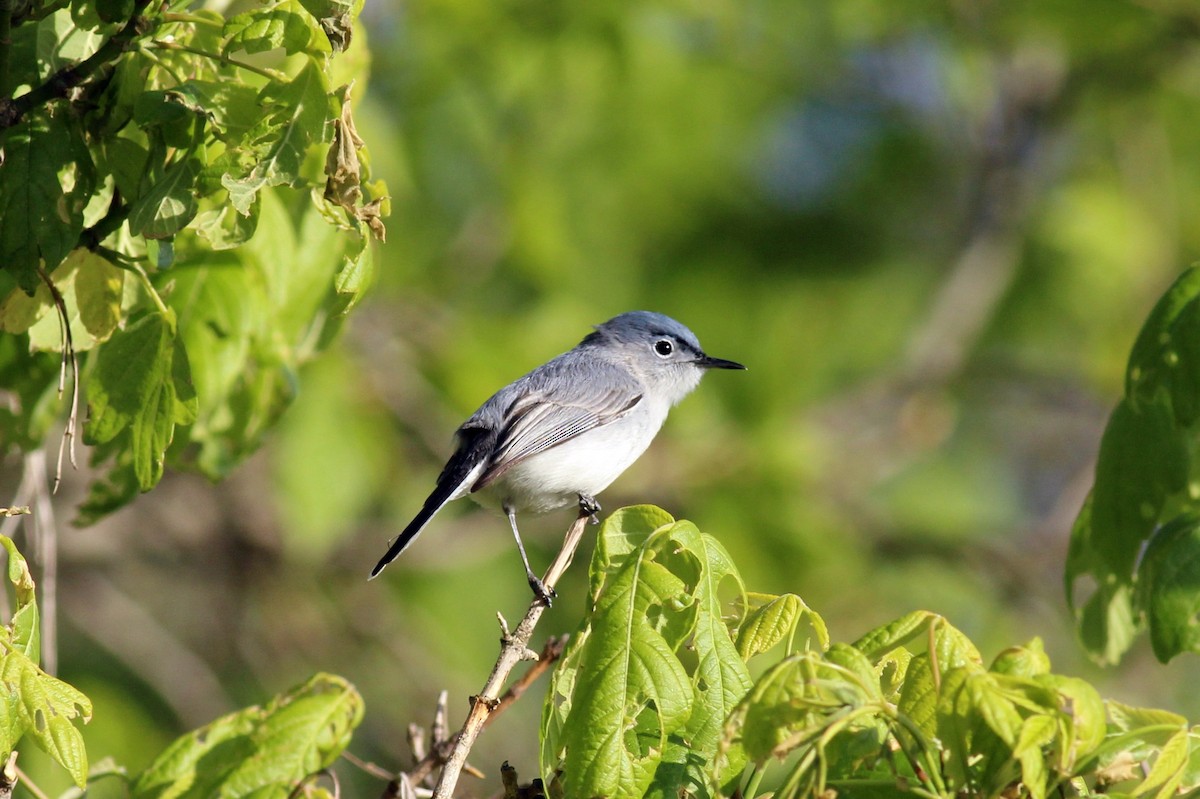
390,511,589,799
0,0,155,131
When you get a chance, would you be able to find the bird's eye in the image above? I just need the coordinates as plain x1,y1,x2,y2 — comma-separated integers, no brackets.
654,339,674,357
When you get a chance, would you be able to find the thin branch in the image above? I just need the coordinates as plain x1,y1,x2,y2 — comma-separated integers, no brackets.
483,635,568,728
0,0,13,97
28,451,58,675
0,0,155,131
149,40,280,80
37,267,79,490
430,510,591,799
12,762,51,799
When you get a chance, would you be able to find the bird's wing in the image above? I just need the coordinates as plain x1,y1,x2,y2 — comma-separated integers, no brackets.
471,360,643,491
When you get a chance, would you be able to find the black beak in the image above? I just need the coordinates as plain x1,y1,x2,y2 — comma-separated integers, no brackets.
697,354,746,370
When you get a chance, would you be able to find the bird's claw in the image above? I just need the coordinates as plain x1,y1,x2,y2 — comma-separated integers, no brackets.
529,576,557,606
578,494,601,524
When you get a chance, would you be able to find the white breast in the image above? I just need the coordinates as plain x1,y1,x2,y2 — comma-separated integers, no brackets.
471,398,670,514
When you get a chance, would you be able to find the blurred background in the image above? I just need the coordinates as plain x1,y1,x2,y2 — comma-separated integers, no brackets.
9,0,1200,795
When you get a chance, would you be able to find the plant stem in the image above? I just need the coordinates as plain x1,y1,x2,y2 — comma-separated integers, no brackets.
150,40,279,80
162,10,222,26
0,0,13,97
431,510,591,799
0,0,155,130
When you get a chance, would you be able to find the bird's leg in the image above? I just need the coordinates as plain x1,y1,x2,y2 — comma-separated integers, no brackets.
506,507,556,605
578,493,601,525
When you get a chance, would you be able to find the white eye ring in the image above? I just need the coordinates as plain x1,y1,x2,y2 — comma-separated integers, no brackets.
654,339,673,357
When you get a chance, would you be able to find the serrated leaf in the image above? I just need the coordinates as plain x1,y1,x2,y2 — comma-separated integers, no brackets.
224,0,322,56
1015,715,1057,799
1092,399,1188,577
1033,674,1106,768
659,525,751,794
168,81,262,143
297,0,355,50
0,280,53,333
1,535,39,663
1137,515,1200,662
222,60,335,214
736,593,802,660
130,673,362,799
330,236,373,316
558,547,694,799
590,505,677,592
1107,700,1188,732
1134,729,1190,797
0,648,92,787
74,250,124,341
896,653,938,738
85,312,183,490
0,117,89,293
1126,266,1200,426
128,156,202,239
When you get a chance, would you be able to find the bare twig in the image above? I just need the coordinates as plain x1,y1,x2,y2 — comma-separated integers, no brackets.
36,267,79,492
12,761,50,799
27,451,58,674
483,636,568,728
430,510,590,799
0,506,30,518
0,752,15,799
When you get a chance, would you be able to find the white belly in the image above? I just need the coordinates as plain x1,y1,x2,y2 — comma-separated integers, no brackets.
471,400,669,514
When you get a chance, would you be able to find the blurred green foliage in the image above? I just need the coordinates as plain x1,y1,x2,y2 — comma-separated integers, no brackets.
4,0,1200,796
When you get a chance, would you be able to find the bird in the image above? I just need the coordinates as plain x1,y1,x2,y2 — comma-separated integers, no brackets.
369,311,745,603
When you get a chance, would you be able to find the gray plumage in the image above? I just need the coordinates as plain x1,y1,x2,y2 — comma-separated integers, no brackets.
369,311,744,602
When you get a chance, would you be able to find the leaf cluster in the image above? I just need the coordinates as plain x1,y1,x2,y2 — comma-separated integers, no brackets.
0,0,386,520
1068,266,1200,663
0,534,363,796
543,508,1200,799
0,536,91,787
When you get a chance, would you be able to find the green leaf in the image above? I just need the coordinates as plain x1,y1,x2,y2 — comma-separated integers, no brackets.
1126,266,1200,426
1014,715,1057,799
0,646,93,788
660,525,752,794
590,504,677,591
1137,514,1200,662
0,279,53,333
558,546,694,798
222,60,335,215
330,235,373,317
736,593,805,660
85,311,182,490
131,673,362,799
1,535,39,663
73,250,125,342
896,653,938,738
0,117,90,293
1090,399,1188,577
990,637,1052,678
128,156,203,239
1133,729,1190,799
297,0,355,51
224,0,324,56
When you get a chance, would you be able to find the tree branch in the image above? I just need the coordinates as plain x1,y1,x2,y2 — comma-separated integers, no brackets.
397,511,589,799
0,0,14,97
0,0,154,131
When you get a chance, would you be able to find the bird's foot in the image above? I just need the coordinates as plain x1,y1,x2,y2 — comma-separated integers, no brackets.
528,574,557,606
578,493,601,525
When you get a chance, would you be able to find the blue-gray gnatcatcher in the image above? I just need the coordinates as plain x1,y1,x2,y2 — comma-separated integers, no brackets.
369,311,745,602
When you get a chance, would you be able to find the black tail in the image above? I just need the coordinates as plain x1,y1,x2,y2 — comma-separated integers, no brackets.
368,489,449,579
368,425,495,580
